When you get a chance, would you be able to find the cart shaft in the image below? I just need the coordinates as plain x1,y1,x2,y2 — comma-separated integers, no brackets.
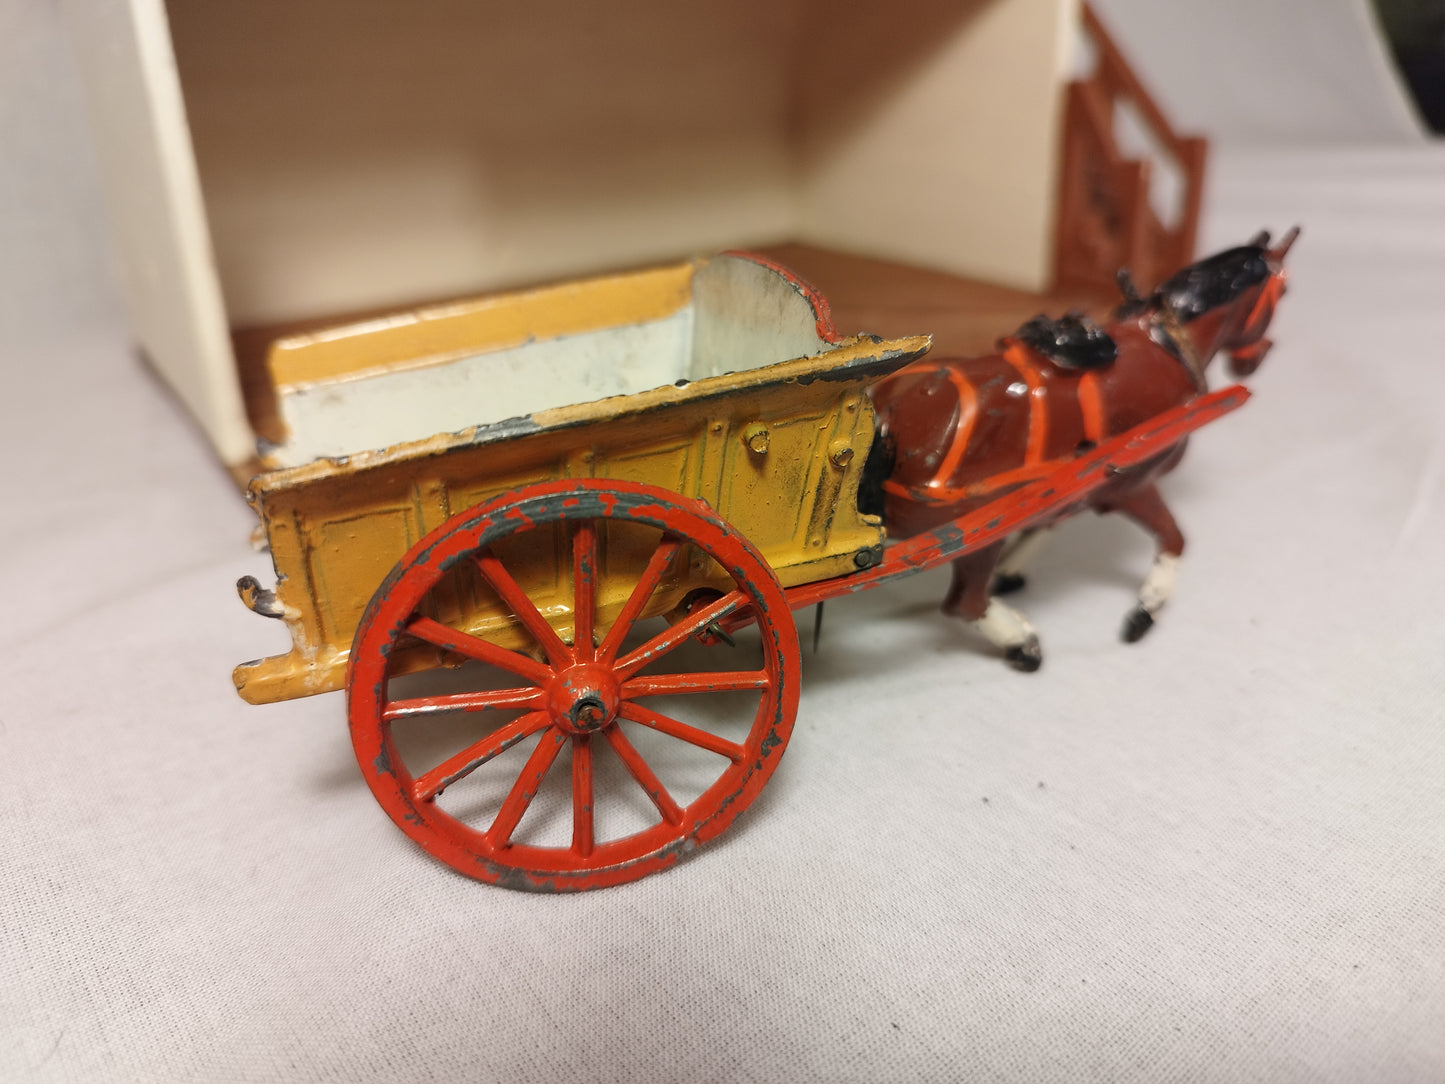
723,383,1250,629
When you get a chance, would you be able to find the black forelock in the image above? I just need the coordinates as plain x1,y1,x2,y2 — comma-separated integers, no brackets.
1155,246,1271,322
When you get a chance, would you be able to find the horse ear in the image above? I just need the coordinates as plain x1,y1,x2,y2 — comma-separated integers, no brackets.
1247,229,1271,248
1116,268,1142,304
1269,226,1301,263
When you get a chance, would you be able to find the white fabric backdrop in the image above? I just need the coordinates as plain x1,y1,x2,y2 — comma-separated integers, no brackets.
1090,0,1425,143
4,1,1444,1080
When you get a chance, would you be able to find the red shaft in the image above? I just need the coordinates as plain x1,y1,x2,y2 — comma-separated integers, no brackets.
731,384,1249,627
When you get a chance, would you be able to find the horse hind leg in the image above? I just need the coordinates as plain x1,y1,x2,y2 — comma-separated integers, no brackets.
1101,483,1185,643
990,527,1051,596
943,545,1043,672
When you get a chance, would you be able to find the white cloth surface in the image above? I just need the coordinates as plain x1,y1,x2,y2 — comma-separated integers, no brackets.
5,4,1445,1082
1089,0,1425,144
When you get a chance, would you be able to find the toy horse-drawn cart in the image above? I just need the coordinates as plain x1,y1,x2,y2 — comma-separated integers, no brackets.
234,244,1289,892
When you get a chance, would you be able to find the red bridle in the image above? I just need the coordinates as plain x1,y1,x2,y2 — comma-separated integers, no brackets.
1227,269,1287,375
1241,270,1287,344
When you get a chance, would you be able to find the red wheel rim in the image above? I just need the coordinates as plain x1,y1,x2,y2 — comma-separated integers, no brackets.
347,480,801,891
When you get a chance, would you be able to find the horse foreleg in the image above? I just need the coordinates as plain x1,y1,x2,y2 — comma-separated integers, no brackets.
991,527,1051,595
943,544,1043,672
1101,483,1185,643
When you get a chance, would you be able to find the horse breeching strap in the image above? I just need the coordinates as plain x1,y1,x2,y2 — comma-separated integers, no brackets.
719,384,1251,633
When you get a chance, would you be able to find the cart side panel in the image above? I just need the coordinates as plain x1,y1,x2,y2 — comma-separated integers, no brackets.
235,336,929,705
309,504,419,647
245,452,573,702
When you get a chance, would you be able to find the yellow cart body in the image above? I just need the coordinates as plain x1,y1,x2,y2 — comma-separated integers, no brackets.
235,253,930,705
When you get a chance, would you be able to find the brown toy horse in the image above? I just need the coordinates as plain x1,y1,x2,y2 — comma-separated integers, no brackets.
868,228,1296,670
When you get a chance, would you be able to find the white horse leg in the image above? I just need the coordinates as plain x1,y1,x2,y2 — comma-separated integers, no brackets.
972,597,1042,672
1124,551,1181,642
1103,482,1186,644
945,548,1044,672
992,527,1051,594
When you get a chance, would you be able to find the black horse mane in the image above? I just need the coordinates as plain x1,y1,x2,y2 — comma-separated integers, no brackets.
1153,245,1271,323
1008,243,1272,374
1013,312,1118,371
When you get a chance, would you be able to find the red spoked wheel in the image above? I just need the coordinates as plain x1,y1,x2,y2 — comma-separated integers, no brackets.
347,479,801,892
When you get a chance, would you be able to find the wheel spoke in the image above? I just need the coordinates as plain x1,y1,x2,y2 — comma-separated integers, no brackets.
405,616,552,685
482,727,568,850
475,549,572,668
384,686,543,722
572,521,597,661
622,670,769,698
350,480,804,888
604,724,684,826
597,536,684,662
572,734,594,857
618,702,744,762
411,711,552,802
614,590,746,679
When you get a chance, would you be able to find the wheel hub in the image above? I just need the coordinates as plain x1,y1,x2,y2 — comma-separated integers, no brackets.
546,663,622,734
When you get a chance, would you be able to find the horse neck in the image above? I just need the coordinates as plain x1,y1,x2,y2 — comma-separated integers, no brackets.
1170,294,1252,370
1102,318,1207,411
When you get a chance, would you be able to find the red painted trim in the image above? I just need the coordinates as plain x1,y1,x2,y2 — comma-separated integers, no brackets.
720,250,844,344
346,478,801,893
725,385,1251,630
928,368,978,490
1078,371,1106,446
1240,271,1287,343
1002,342,1049,465
886,458,1060,506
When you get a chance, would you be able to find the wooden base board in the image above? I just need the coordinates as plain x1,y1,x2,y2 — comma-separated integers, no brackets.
755,244,1111,357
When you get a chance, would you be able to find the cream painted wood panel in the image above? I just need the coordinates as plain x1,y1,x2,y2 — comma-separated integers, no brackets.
61,0,252,465
164,0,801,329
65,0,1079,467
797,0,1078,293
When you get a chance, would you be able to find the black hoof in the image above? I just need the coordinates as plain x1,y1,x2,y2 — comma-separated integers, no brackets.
1005,638,1043,673
992,572,1027,596
1122,607,1155,643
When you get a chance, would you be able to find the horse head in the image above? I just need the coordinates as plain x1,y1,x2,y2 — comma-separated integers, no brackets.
1151,227,1298,378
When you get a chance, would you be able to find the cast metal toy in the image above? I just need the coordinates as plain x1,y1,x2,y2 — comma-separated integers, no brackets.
872,227,1297,669
234,238,1292,891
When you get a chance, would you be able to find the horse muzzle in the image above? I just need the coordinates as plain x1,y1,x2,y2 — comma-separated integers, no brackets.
1228,337,1271,377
